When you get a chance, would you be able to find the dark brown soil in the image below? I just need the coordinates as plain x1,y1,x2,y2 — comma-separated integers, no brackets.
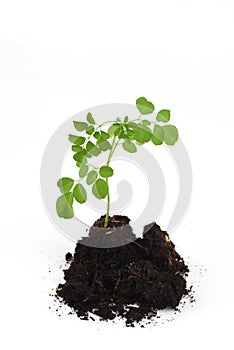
56,215,189,326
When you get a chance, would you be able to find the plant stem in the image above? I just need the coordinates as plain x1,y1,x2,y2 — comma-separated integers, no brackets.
104,136,117,228
104,177,110,228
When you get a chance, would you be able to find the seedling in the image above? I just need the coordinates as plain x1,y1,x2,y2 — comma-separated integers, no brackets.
56,97,179,228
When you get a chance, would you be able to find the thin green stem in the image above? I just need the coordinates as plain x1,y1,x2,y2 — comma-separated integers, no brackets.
104,136,117,228
104,177,110,228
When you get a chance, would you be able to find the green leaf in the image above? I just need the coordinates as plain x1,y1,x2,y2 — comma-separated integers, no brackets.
152,124,164,145
127,122,138,129
156,109,170,123
71,145,82,152
73,121,88,131
100,131,109,140
73,184,87,204
93,131,100,139
124,116,129,123
88,145,101,156
79,165,89,178
136,97,155,115
68,135,86,145
86,112,95,124
122,140,137,153
125,123,137,139
98,140,111,151
73,151,85,162
142,119,151,126
134,125,152,143
125,129,134,138
57,177,74,194
86,125,95,135
92,179,108,199
96,132,111,151
100,166,114,178
162,125,179,145
86,141,96,152
118,126,125,138
108,123,120,136
56,193,74,219
86,171,98,185
114,126,121,136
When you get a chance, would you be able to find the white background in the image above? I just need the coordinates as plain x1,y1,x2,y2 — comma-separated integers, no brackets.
1,0,234,349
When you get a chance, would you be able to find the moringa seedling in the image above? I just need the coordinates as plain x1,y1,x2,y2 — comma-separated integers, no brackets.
56,97,179,228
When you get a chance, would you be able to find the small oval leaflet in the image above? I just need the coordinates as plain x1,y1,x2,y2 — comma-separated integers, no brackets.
108,123,120,136
142,119,151,126
99,141,111,151
122,140,137,153
86,141,95,152
92,179,108,199
86,171,98,185
156,109,171,123
72,145,82,152
86,126,95,135
162,125,178,145
73,184,87,204
136,97,155,115
68,135,86,145
134,124,152,143
100,166,114,178
93,131,100,139
73,151,85,163
73,121,88,131
79,165,89,178
100,131,109,140
87,112,95,124
56,192,74,219
89,146,101,156
152,124,164,145
57,177,74,194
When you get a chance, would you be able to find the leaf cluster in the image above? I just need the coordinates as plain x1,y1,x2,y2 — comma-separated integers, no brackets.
56,97,179,218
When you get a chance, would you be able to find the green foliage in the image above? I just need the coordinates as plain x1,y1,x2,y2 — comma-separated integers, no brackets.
122,139,137,153
79,164,89,178
152,124,164,145
136,97,155,114
108,123,120,136
133,124,152,143
100,166,113,178
56,97,179,227
68,135,85,145
156,109,170,123
56,192,74,219
142,119,151,126
57,177,74,194
86,170,98,185
92,179,108,199
71,145,82,152
73,151,85,163
86,141,95,152
86,125,95,135
162,125,178,145
87,112,95,124
73,121,88,131
73,184,87,204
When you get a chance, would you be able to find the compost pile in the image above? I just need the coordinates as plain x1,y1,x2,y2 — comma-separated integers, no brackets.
56,216,189,326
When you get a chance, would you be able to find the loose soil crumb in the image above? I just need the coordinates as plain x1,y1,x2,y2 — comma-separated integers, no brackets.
56,215,190,326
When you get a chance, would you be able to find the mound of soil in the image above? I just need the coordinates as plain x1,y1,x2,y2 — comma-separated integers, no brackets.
56,216,189,326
